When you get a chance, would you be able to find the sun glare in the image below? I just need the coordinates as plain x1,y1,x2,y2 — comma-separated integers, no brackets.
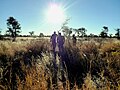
45,3,66,25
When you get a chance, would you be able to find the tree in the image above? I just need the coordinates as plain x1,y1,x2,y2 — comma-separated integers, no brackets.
29,31,34,36
109,34,113,38
115,28,120,39
103,26,108,32
62,26,72,37
6,17,21,41
59,18,73,44
100,31,107,38
59,18,70,32
59,18,73,38
74,27,87,37
39,33,44,37
100,26,108,38
89,33,94,37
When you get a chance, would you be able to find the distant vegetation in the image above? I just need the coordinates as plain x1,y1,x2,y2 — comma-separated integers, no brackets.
0,17,120,40
29,31,34,36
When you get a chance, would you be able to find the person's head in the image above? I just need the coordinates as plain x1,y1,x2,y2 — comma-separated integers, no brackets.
73,34,75,37
54,31,56,34
58,32,61,36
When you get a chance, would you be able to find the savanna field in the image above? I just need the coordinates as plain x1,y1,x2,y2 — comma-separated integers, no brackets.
0,37,120,90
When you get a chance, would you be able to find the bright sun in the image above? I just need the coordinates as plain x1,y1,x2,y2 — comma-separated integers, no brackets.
45,3,66,25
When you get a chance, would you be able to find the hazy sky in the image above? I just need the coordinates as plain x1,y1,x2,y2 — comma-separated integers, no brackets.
0,0,120,35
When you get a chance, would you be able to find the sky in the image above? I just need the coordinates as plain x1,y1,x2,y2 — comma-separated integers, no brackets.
0,0,120,35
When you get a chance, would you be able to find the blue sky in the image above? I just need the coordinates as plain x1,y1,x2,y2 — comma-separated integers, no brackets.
0,0,120,35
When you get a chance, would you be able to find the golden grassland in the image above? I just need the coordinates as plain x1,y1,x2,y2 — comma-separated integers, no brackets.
0,38,120,90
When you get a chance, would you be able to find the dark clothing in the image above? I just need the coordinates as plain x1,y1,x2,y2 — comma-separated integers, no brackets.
57,35,65,56
50,33,57,59
72,35,77,45
57,36,65,47
50,33,57,51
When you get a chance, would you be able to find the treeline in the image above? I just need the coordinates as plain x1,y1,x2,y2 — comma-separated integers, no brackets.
0,17,120,41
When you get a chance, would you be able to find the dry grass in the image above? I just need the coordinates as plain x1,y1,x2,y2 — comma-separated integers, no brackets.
0,38,120,90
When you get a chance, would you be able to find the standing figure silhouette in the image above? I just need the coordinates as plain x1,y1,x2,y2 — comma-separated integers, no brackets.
50,32,58,87
72,34,77,46
57,32,66,88
57,32,65,57
50,31,57,59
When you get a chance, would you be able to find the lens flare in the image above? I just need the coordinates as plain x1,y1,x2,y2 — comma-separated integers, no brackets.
45,3,66,25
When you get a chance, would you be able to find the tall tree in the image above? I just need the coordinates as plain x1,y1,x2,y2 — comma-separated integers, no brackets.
59,18,73,44
6,17,21,41
100,26,108,38
59,18,73,37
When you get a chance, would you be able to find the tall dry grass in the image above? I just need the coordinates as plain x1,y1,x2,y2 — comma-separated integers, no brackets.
0,38,120,90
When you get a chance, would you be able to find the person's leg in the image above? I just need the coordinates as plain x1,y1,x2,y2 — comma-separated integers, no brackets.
53,44,56,60
52,43,56,52
59,45,64,57
60,45,64,54
58,45,61,57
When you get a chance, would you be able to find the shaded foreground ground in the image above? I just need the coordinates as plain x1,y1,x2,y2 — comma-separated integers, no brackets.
0,38,120,90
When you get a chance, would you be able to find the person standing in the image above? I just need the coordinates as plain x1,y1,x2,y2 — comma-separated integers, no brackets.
57,32,65,56
50,31,57,59
57,33,66,87
50,32,58,86
72,34,77,46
